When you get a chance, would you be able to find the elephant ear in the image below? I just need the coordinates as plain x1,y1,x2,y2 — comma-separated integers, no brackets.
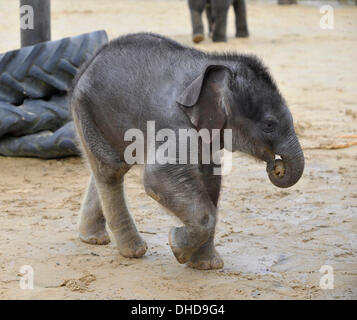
177,65,232,143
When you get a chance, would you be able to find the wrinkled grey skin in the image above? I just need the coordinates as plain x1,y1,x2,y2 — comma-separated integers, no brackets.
70,33,304,270
188,0,249,43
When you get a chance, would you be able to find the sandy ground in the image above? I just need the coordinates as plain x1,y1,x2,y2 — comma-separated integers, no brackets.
0,0,356,300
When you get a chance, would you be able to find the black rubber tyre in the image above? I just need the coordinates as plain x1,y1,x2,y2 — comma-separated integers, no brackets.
0,30,108,105
0,121,80,158
0,94,69,138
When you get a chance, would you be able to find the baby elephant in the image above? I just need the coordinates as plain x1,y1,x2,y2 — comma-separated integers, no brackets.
70,33,304,270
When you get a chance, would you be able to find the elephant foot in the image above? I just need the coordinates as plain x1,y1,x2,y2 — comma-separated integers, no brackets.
186,243,224,270
169,227,196,264
117,236,148,258
193,33,204,44
236,29,249,38
79,228,111,245
212,35,227,43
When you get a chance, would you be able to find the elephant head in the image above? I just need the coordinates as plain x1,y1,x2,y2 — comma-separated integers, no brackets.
177,58,304,188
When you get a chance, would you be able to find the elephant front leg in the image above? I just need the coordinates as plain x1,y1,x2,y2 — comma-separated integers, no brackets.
205,0,215,38
233,0,249,38
187,235,223,269
211,1,230,42
144,164,218,267
188,0,206,43
187,163,223,270
79,175,110,245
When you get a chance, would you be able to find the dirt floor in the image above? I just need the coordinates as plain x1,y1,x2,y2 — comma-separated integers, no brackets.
0,0,356,300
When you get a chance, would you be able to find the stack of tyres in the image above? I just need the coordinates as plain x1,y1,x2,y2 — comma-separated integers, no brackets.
0,30,108,158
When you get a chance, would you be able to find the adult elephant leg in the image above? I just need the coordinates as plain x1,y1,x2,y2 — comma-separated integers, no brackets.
144,164,218,268
188,0,207,43
278,0,297,4
79,175,110,245
233,0,249,37
187,162,224,270
211,0,230,42
205,0,215,38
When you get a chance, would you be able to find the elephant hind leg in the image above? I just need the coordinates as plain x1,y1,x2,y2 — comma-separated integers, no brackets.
73,111,147,258
188,0,206,43
88,156,147,258
79,175,110,245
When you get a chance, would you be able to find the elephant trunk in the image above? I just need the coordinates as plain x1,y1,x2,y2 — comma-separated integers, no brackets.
267,135,305,188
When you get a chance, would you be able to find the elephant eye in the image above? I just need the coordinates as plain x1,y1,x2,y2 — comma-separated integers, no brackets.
262,120,276,133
